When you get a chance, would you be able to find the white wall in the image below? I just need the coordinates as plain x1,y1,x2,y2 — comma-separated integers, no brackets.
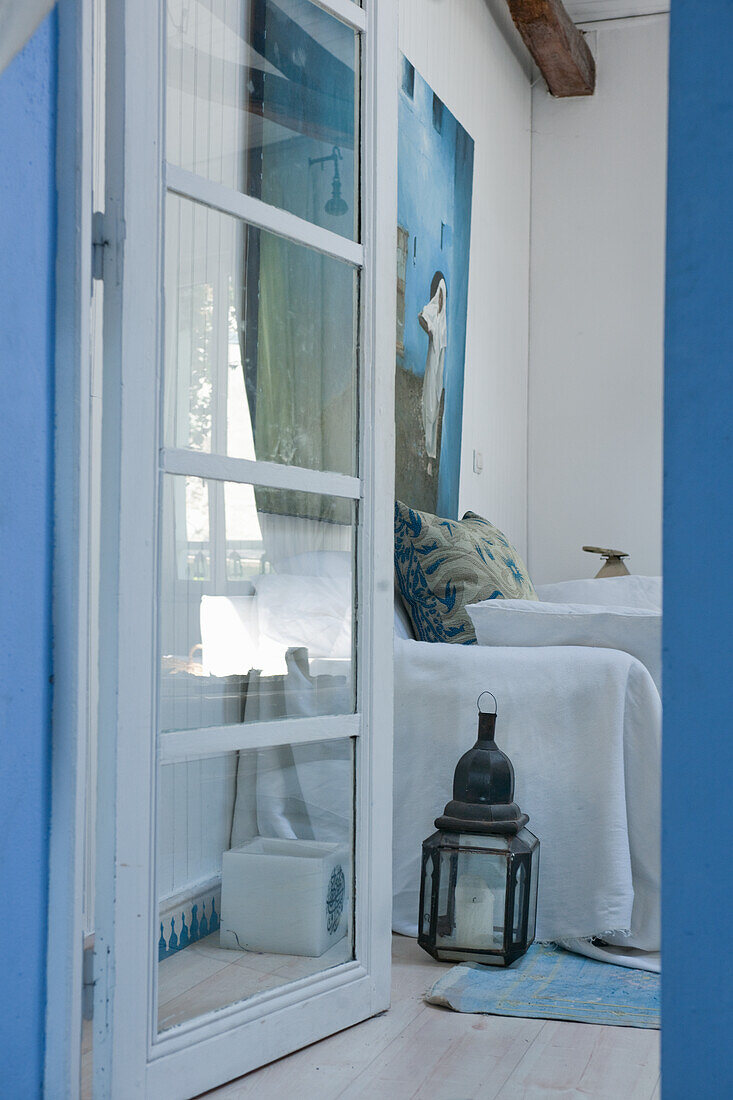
527,15,668,584
400,0,533,556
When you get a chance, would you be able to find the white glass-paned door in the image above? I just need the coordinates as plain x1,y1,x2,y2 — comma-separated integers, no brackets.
94,0,395,1094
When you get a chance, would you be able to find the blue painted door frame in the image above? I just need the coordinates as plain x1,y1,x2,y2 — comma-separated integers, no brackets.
663,2,733,1095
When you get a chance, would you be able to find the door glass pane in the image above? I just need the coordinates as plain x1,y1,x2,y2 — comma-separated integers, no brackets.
166,0,359,241
156,740,355,1032
159,474,356,732
164,194,358,476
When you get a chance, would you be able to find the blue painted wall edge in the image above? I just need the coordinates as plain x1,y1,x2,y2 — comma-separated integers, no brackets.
0,12,57,1095
663,1,733,1095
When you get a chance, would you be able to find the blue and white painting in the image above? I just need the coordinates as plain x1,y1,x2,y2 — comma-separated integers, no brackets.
396,57,474,520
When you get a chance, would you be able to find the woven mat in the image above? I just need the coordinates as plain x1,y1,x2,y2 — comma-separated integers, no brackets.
426,943,660,1029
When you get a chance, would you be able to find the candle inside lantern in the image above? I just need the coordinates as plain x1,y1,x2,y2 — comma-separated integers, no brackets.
454,873,495,947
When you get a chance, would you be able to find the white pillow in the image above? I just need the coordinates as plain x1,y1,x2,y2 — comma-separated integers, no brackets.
253,574,352,660
535,575,661,612
467,598,662,692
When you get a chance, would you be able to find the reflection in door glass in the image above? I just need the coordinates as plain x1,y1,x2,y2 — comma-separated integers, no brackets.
156,741,355,1033
166,0,359,240
159,475,356,732
164,194,358,477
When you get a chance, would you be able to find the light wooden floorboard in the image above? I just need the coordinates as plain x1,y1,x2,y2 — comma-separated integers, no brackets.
203,936,661,1100
157,931,351,1031
81,936,660,1098
492,1017,659,1100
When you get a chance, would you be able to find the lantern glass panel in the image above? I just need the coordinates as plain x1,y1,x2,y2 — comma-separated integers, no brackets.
434,841,509,952
511,861,527,943
420,852,434,938
528,837,540,942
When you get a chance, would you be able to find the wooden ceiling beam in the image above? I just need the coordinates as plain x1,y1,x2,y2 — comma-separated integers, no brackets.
505,0,596,97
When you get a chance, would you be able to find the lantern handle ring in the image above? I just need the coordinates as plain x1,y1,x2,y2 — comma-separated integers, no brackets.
477,690,498,715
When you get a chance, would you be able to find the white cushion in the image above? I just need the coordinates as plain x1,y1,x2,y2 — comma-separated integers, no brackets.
467,598,662,691
275,552,416,640
253,574,352,660
535,575,661,611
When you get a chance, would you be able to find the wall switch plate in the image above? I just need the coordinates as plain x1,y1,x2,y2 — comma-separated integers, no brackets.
473,449,483,475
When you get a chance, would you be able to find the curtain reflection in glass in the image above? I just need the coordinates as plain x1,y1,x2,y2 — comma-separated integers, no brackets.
165,194,357,480
159,475,355,732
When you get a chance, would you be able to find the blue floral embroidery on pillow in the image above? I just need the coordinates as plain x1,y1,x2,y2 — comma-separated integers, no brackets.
394,504,470,643
504,557,524,584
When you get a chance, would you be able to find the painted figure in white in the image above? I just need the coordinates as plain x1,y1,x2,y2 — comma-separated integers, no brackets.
419,273,447,469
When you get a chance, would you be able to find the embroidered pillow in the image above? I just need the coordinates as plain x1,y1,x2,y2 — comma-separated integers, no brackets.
394,501,537,644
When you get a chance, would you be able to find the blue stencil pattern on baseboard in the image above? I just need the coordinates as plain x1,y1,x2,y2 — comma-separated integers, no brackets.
159,896,220,961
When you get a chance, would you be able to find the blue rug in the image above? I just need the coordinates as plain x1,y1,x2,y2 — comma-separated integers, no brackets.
426,943,659,1029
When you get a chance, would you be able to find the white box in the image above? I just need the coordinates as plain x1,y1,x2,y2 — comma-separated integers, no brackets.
219,837,350,957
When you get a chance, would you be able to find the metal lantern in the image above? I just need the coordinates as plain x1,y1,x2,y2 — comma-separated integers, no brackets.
418,692,539,967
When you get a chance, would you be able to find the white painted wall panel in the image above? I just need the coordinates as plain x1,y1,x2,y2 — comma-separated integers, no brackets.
400,0,532,555
157,756,238,902
527,15,668,584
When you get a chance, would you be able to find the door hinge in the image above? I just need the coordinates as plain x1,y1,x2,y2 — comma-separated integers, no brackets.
92,210,108,281
82,937,95,1020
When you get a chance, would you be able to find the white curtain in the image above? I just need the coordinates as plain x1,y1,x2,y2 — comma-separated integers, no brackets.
0,0,56,74
229,650,353,850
